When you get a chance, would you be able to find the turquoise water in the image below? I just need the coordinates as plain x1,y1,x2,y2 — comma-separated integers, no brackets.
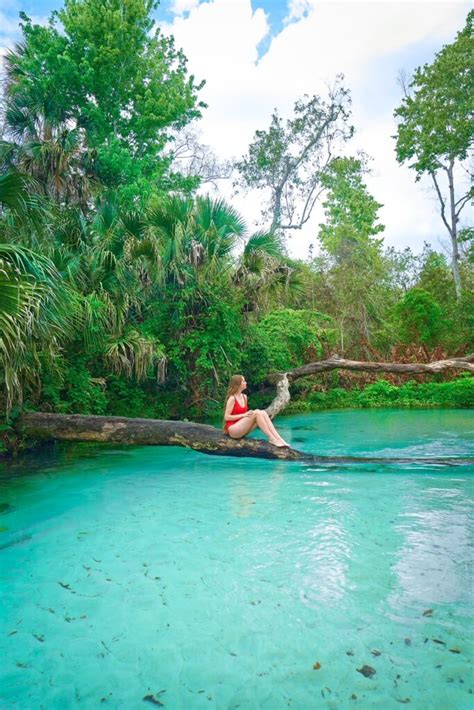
0,409,473,709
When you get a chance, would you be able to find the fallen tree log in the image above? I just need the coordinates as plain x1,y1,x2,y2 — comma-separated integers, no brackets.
266,353,474,417
16,412,473,466
283,353,474,380
17,412,300,461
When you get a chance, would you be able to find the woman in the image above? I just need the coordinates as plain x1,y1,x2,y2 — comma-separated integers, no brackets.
223,375,289,447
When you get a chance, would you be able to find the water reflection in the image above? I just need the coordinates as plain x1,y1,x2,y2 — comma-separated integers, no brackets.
297,488,355,607
391,477,473,607
296,471,466,615
230,465,286,518
299,517,353,605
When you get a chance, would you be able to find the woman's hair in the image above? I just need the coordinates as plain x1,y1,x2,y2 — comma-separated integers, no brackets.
225,374,244,401
223,374,245,423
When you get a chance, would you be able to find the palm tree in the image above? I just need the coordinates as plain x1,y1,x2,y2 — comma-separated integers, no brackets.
234,231,305,314
43,198,166,382
139,195,248,410
2,43,96,208
145,195,246,289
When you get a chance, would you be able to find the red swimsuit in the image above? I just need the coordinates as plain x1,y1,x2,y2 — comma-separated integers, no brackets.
224,396,248,433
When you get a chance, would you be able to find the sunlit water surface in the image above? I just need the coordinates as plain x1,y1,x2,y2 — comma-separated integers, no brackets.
0,409,473,709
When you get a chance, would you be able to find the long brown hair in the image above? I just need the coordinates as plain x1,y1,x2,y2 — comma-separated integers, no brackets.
223,374,245,424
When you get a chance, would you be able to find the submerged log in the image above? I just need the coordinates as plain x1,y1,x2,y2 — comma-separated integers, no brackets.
16,412,473,466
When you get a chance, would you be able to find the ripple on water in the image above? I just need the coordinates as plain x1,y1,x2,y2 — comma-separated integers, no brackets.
0,409,473,709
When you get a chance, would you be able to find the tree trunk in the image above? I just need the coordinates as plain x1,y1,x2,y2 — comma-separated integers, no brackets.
17,412,302,461
447,161,462,299
271,186,283,235
265,353,474,417
431,165,462,299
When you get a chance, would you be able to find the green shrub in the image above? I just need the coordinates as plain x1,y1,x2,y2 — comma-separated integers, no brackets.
291,376,474,411
243,309,330,383
40,361,108,415
393,288,448,347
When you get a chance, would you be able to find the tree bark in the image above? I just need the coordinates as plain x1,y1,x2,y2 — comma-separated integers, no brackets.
17,412,302,461
447,161,462,299
431,165,462,299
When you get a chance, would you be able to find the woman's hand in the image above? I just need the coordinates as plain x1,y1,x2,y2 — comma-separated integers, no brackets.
245,410,255,417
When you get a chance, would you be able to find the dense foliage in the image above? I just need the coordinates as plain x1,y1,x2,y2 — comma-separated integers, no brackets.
0,0,472,434
6,0,204,205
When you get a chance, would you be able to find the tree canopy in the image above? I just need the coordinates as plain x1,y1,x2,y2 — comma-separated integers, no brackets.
394,10,474,297
3,0,205,206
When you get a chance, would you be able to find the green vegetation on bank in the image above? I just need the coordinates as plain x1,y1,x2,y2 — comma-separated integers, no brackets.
283,376,474,414
0,0,472,449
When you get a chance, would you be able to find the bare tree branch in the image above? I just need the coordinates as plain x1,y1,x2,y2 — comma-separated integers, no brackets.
455,191,473,218
397,68,411,99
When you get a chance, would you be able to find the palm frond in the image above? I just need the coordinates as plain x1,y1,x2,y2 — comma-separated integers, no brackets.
0,243,76,412
105,330,166,381
0,171,29,213
243,231,283,259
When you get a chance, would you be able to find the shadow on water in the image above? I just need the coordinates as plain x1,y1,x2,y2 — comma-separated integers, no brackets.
301,462,472,476
0,441,134,482
299,454,474,468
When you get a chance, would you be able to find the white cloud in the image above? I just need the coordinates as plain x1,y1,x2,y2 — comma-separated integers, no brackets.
163,0,270,156
285,0,313,23
162,0,471,258
170,0,200,15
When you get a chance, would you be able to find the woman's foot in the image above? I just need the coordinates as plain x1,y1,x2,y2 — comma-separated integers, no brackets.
269,437,290,448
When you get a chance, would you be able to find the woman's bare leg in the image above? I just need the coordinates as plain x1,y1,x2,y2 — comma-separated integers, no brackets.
259,411,286,442
255,411,288,446
254,410,277,439
227,415,257,439
228,411,289,447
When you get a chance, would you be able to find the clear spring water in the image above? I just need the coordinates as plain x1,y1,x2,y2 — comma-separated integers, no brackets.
0,409,473,710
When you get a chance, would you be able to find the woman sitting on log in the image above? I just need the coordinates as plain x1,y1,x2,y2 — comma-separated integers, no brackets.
223,375,289,447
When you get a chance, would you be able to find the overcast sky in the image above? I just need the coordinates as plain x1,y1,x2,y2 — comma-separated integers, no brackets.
1,0,472,259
